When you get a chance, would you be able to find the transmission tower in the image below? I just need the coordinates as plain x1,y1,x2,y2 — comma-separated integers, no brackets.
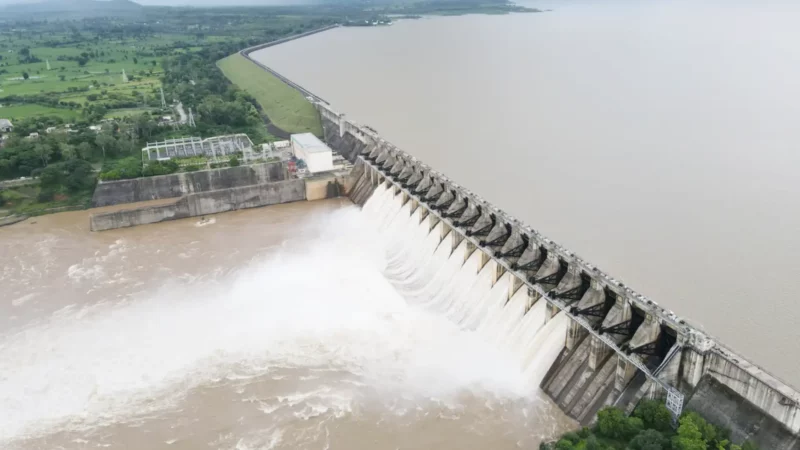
46,59,51,70
188,108,196,127
121,69,129,83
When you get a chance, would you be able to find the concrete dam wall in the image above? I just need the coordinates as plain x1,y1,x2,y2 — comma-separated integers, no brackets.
314,101,800,448
90,169,353,232
91,162,288,207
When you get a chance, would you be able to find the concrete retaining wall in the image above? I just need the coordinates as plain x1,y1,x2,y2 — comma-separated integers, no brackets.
90,179,305,231
92,162,287,207
305,174,355,201
687,375,799,448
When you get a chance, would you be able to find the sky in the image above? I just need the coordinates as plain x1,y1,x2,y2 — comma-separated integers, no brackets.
0,0,314,6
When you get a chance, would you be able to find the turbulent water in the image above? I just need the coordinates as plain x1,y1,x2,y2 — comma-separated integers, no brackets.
251,0,800,387
0,195,574,449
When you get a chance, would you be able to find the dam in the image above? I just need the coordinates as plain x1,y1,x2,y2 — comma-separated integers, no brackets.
314,102,800,447
235,41,800,446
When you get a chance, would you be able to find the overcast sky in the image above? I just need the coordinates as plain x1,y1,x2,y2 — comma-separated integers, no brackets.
0,0,315,6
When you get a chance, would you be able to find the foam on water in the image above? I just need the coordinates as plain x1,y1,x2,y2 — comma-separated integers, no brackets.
0,184,574,445
0,205,538,444
364,187,572,399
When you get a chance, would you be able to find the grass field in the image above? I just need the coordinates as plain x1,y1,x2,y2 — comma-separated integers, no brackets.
0,34,180,120
0,104,79,120
104,107,158,119
217,53,322,136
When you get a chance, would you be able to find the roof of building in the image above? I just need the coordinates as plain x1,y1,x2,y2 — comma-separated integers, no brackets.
0,119,13,128
291,133,329,153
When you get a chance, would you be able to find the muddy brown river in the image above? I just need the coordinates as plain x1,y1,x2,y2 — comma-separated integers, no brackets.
0,198,573,449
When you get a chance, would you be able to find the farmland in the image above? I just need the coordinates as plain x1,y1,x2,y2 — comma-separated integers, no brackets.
0,33,181,120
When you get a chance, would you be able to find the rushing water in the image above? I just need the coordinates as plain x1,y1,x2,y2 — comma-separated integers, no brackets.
251,0,800,387
0,196,574,448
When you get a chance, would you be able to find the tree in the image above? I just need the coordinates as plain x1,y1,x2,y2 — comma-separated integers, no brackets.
95,132,116,159
59,74,66,81
672,416,707,450
22,71,29,80
628,429,668,450
679,412,727,445
33,143,52,166
633,400,673,432
64,159,94,191
229,155,240,167
59,142,77,160
597,407,629,439
555,440,575,450
133,57,138,64
39,165,63,188
77,142,93,160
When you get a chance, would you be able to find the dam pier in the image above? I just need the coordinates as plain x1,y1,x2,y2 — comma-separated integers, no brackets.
303,98,800,447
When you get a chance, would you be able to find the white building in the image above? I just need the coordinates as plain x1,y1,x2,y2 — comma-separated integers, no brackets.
290,133,333,174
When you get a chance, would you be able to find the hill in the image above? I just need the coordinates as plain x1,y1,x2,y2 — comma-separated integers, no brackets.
1,0,144,20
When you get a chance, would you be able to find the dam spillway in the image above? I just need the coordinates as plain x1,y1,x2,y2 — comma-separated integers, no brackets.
298,98,800,448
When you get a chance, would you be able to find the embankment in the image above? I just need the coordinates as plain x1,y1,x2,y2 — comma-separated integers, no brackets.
240,26,338,104
92,162,287,207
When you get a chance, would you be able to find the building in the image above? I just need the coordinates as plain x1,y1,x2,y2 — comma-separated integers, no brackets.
290,133,333,174
0,119,12,133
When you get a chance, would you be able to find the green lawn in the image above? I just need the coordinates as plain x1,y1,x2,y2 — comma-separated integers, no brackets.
0,104,79,120
217,53,322,136
104,107,158,119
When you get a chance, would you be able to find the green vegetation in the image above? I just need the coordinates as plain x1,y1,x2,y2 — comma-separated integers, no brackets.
218,53,322,137
0,0,536,217
0,104,79,121
543,401,759,450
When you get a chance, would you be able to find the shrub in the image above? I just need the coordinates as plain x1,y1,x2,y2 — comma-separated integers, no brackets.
561,432,580,444
597,406,629,439
37,188,55,202
229,155,240,167
555,439,575,450
634,400,673,432
584,435,601,450
629,429,668,450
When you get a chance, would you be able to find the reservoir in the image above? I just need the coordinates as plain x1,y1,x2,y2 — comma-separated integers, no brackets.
251,0,800,388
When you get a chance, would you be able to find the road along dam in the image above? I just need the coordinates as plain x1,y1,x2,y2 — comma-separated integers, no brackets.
306,105,800,447
239,45,800,448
